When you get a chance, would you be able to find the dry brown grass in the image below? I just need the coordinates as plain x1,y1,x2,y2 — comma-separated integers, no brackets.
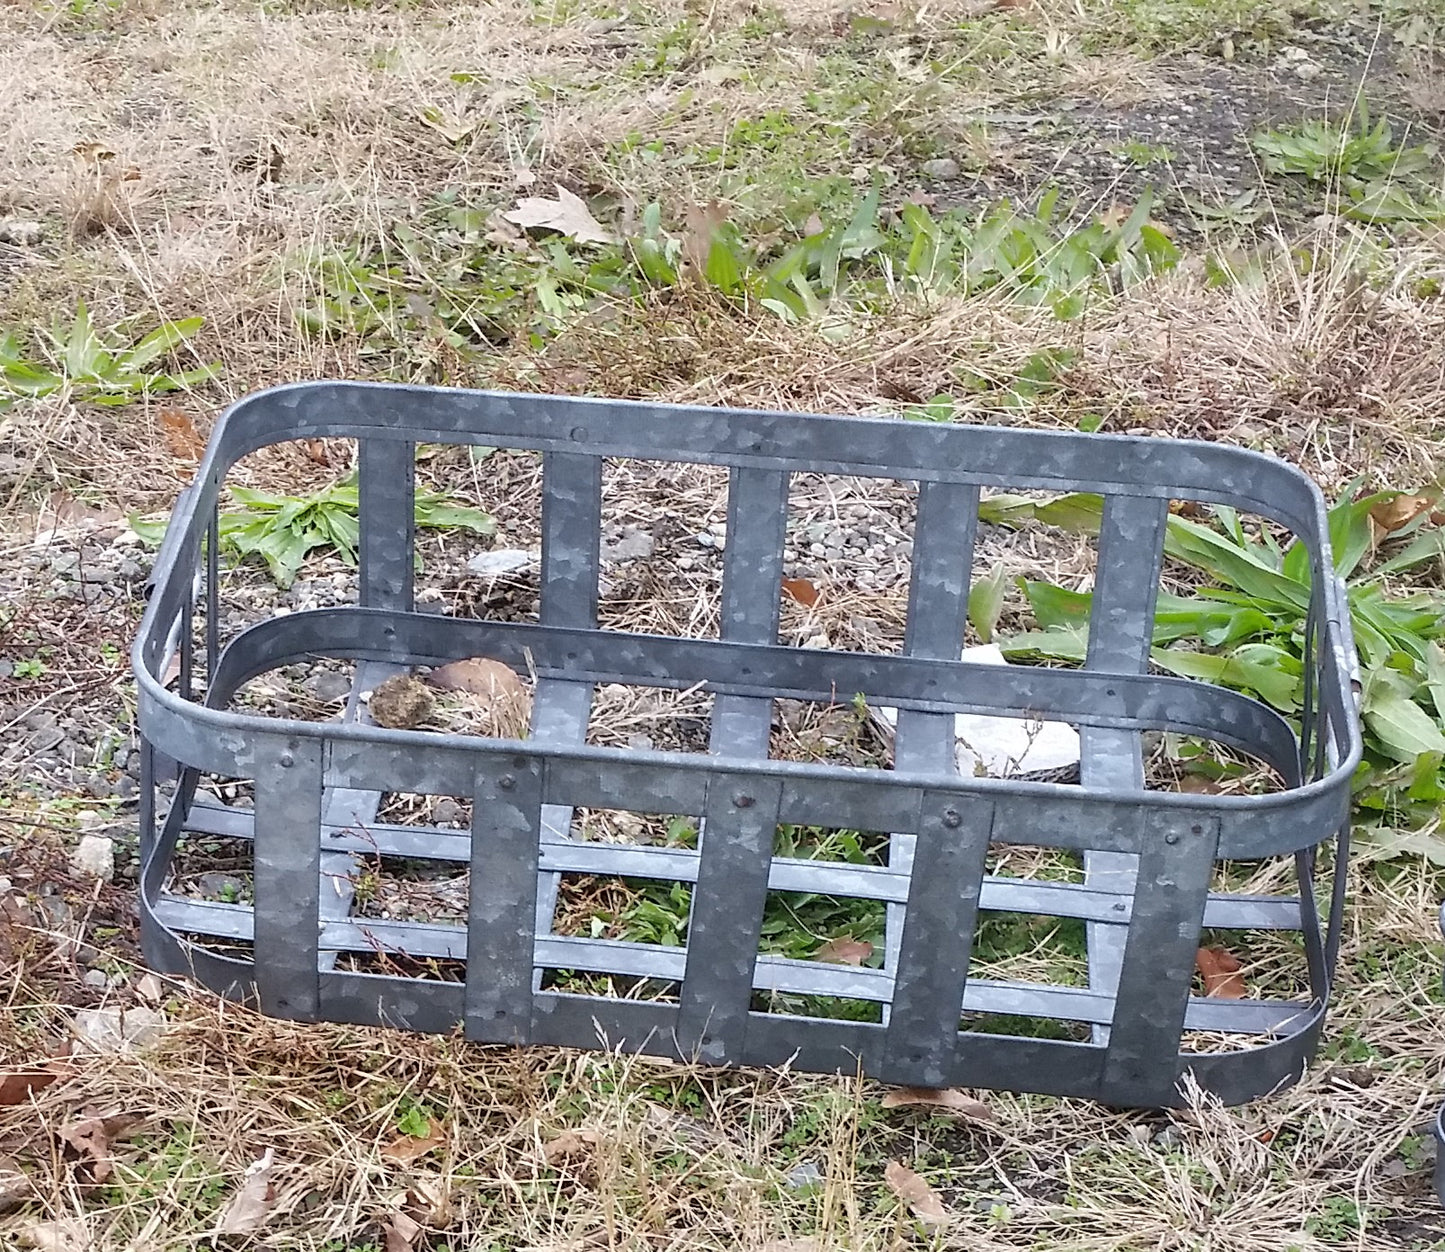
3,0,1445,1247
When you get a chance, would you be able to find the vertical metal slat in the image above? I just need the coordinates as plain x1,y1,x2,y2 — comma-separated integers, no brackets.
252,738,324,1021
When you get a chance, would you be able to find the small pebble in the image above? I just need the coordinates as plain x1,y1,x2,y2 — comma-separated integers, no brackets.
71,834,115,883
787,1161,823,1190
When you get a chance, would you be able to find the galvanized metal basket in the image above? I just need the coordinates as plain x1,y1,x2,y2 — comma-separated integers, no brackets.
1437,902,1444,1204
133,382,1360,1109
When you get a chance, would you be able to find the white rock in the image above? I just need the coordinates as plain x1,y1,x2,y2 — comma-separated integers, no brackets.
0,218,42,247
70,835,115,882
467,548,535,576
72,1005,168,1053
873,644,1081,778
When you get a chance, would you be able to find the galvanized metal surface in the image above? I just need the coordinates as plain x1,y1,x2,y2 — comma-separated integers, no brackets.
132,382,1361,1109
1437,901,1444,1206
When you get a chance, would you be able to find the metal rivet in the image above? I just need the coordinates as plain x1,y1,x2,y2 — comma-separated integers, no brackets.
279,753,294,768
499,774,516,791
1191,824,1204,835
1165,833,1179,845
734,793,754,808
942,808,962,828
570,425,588,441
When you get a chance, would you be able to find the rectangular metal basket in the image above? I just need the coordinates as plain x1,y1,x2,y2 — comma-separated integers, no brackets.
132,382,1360,1109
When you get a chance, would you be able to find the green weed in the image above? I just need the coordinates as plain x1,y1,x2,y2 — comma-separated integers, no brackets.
100,1123,226,1229
989,487,1445,862
295,187,1179,374
1253,109,1445,224
0,303,216,411
130,470,494,587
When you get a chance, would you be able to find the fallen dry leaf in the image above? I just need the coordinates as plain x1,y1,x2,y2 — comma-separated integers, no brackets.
0,1155,30,1210
883,1159,949,1225
0,1061,69,1107
16,1218,88,1251
72,142,115,164
542,1128,601,1165
430,656,532,737
880,1087,996,1122
1177,774,1225,795
416,107,477,145
1369,491,1435,535
782,577,820,607
802,211,825,237
384,1211,424,1252
813,937,872,966
405,1174,452,1224
429,657,526,700
60,1111,143,1183
215,1152,278,1235
681,199,729,273
157,406,205,461
1195,946,1246,998
503,185,613,245
380,1120,446,1165
302,438,330,466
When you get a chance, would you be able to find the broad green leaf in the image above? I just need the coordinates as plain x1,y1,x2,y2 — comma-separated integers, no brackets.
967,562,1008,643
123,317,205,370
995,626,1088,663
127,513,169,545
1021,580,1090,630
1164,515,1309,611
1151,646,1302,711
226,485,289,510
1033,492,1103,533
1405,751,1444,802
416,503,495,534
1361,677,1445,762
1427,643,1445,722
1327,489,1393,580
61,302,109,379
1374,526,1445,577
702,235,745,295
255,524,316,587
976,493,1041,527
1352,824,1445,866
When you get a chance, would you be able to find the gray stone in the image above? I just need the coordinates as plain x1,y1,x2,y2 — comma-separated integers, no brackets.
83,969,109,989
467,548,535,576
196,872,245,900
71,835,115,882
303,670,353,703
72,1005,168,1053
432,798,464,825
36,894,71,927
1151,1123,1183,1147
921,157,960,179
602,529,655,562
